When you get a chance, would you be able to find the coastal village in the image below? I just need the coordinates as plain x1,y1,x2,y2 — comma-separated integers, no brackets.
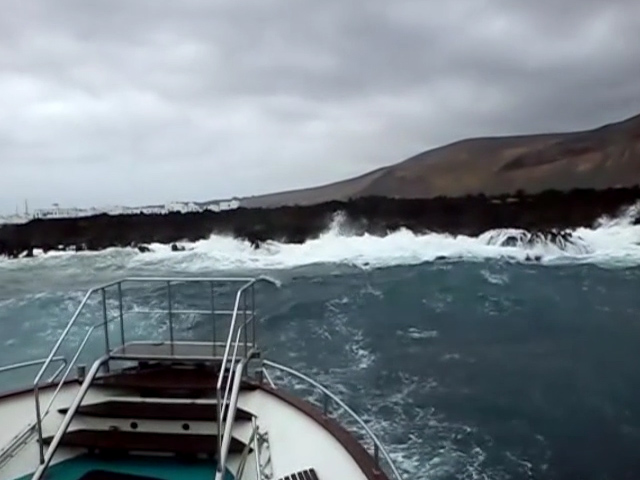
0,198,241,225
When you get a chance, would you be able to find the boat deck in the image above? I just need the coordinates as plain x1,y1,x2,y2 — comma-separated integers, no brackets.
0,363,381,480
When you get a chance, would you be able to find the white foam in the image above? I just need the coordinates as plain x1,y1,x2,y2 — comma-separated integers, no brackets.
398,328,439,339
480,269,510,285
2,202,639,270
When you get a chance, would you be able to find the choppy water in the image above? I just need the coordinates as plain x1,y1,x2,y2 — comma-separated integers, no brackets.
1,208,640,480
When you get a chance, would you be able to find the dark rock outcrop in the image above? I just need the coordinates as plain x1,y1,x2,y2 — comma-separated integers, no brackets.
170,243,186,252
1,187,639,259
483,229,591,254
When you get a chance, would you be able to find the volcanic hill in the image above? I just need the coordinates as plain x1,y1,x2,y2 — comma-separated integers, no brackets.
240,112,640,208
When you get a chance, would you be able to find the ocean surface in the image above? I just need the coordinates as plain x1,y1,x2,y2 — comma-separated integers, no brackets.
1,208,640,480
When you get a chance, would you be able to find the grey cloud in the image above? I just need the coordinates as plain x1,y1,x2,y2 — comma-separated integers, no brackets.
0,0,639,212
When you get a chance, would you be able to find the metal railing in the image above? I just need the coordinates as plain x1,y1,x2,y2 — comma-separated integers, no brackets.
31,355,110,480
27,275,279,468
0,357,68,468
252,417,263,480
216,359,247,480
262,360,404,480
33,317,121,463
4,274,403,480
215,276,280,479
0,357,67,384
235,415,259,480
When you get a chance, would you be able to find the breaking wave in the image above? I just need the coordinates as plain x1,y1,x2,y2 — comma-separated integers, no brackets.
2,203,639,271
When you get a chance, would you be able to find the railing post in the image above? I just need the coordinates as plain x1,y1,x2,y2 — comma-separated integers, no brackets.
167,281,174,355
216,388,223,478
34,387,44,464
251,284,256,348
31,356,109,480
243,291,248,357
101,288,110,373
374,443,380,471
323,392,330,416
117,282,125,349
210,281,216,355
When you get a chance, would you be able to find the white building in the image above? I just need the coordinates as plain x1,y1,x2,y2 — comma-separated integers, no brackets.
205,198,240,212
165,201,200,213
32,206,92,219
218,198,240,210
140,206,166,214
1,196,243,225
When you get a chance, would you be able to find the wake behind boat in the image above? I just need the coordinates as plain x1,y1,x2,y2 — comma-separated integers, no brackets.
0,276,402,480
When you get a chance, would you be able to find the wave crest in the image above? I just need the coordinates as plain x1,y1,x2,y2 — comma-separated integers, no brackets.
2,203,639,270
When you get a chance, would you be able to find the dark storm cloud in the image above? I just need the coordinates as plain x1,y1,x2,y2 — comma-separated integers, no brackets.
0,0,639,212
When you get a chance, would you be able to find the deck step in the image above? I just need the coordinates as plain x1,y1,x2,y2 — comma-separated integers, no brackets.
279,468,319,480
59,400,253,421
95,365,258,397
42,429,248,456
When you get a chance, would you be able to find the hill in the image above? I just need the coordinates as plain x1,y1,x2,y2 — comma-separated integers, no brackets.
241,112,640,208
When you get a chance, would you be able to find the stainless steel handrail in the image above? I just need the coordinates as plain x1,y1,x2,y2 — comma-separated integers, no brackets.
32,289,94,392
42,317,120,412
30,272,276,480
32,275,276,394
31,355,110,480
0,357,67,382
217,303,266,423
31,276,263,396
34,316,120,463
262,360,404,480
217,300,257,424
48,362,67,384
253,417,263,480
215,276,280,473
30,275,280,467
0,359,66,468
216,359,246,480
131,309,244,316
235,416,257,480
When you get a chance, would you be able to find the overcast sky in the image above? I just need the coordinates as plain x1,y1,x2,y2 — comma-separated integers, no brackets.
1,0,639,213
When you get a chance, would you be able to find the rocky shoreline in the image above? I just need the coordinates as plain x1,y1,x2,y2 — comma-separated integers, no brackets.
1,187,639,259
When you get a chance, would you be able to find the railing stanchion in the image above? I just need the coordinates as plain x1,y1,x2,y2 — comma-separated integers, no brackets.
243,292,248,357
101,288,110,373
35,386,44,464
210,281,216,355
215,277,279,480
31,355,110,480
251,284,256,347
117,282,125,349
167,281,174,355
216,388,223,477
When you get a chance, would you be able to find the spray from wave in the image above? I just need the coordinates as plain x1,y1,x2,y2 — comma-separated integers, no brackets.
2,203,639,271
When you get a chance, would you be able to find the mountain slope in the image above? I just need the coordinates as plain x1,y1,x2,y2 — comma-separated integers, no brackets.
240,113,640,208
